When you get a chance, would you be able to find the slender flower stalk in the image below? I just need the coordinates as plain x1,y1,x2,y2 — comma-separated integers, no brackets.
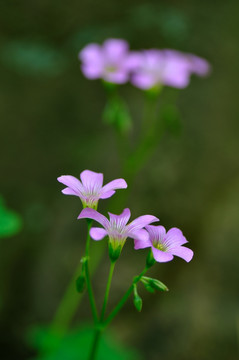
88,265,149,360
89,328,102,360
100,260,116,321
88,260,116,360
84,220,98,323
103,267,149,328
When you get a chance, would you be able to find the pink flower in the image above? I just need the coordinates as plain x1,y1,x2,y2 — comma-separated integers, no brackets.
79,39,132,84
57,170,127,209
129,49,211,90
134,225,193,263
78,208,159,261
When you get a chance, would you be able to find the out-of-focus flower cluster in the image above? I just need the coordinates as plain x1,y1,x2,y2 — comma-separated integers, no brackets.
79,38,210,90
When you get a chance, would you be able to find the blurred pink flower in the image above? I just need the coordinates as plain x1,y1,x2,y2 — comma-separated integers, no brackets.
129,49,211,90
79,39,132,84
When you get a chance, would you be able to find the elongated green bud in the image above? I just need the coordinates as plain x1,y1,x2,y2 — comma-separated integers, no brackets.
76,275,86,293
75,256,88,293
133,284,143,312
141,276,169,292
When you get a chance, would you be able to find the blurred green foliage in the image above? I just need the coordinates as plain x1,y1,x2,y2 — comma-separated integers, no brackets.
0,40,68,76
28,325,140,360
0,196,22,238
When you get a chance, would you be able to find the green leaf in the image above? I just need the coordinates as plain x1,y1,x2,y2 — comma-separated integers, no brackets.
0,196,22,238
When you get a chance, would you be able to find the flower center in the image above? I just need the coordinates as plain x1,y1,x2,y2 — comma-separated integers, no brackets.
105,65,117,73
153,240,166,251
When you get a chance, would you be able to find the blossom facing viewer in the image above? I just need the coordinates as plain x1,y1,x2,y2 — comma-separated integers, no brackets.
78,208,159,261
134,225,193,263
57,170,127,209
79,39,132,84
129,49,211,90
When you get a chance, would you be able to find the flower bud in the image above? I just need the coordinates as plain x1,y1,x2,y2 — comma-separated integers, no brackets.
76,275,86,293
141,276,169,292
133,284,142,312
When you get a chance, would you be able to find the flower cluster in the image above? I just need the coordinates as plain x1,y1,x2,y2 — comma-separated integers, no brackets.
58,170,193,263
79,38,210,90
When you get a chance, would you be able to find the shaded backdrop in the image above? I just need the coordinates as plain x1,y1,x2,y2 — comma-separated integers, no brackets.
0,0,239,359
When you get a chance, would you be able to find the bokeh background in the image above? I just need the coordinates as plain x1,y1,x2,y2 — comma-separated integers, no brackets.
1,0,239,359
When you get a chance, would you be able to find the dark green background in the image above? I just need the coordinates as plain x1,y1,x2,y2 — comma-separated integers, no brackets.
0,0,239,359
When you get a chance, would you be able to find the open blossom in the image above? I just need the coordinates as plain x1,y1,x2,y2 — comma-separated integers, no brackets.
129,49,210,90
79,39,132,84
57,170,127,209
78,208,159,261
134,225,193,263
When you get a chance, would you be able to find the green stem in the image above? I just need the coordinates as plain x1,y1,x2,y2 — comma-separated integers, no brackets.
100,261,116,321
103,267,148,328
50,243,103,335
85,220,98,323
88,260,115,360
88,328,102,360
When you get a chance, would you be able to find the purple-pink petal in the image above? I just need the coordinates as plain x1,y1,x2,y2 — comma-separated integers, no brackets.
145,225,166,244
108,208,131,227
90,227,108,241
99,190,116,199
165,228,188,249
77,208,109,229
131,229,149,242
134,232,151,249
126,52,142,70
57,175,84,196
100,178,127,197
81,64,103,79
188,54,211,76
80,170,103,189
131,73,157,90
170,246,194,262
61,187,79,196
79,44,104,79
152,247,174,262
79,43,102,62
103,39,129,62
104,70,128,84
162,65,190,88
127,215,159,233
